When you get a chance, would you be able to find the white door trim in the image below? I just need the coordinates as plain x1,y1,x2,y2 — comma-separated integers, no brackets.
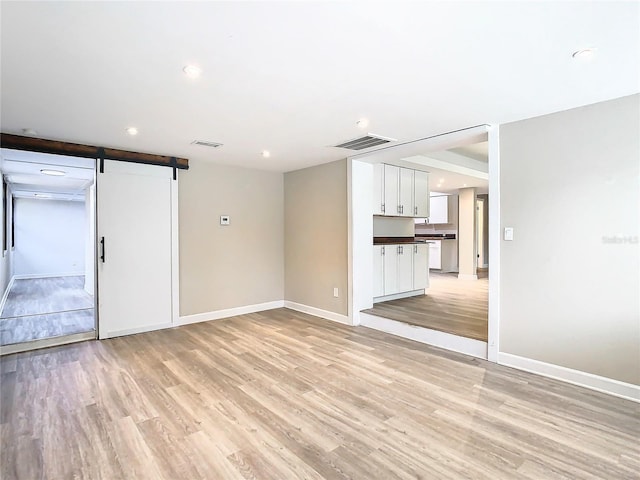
487,125,500,362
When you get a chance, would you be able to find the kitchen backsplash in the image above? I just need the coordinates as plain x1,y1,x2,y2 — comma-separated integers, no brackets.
415,223,457,235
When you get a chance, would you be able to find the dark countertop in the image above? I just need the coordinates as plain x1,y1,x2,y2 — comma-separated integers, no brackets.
373,236,435,245
415,234,456,240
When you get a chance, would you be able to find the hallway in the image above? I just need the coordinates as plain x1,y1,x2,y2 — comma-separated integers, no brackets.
0,276,94,345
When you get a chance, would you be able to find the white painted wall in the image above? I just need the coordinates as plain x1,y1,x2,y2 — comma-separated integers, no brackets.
14,198,86,277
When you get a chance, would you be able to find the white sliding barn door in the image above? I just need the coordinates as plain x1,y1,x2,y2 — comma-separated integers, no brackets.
97,160,177,338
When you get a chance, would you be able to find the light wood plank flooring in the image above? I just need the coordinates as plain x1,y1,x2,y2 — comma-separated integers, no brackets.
0,276,95,346
1,308,638,479
363,272,488,341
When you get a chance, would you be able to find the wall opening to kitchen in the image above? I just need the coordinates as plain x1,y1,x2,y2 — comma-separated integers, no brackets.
348,125,500,361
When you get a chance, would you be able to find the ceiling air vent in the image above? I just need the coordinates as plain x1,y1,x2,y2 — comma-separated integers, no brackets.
333,133,396,151
191,140,223,148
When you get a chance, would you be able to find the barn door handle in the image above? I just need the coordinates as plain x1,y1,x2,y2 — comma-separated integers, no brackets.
100,237,106,263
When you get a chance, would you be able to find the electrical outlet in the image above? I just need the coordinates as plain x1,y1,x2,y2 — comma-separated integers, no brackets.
333,287,339,298
220,215,230,226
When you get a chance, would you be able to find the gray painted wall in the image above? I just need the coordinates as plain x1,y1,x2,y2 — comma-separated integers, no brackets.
500,94,639,385
178,160,284,316
284,159,348,316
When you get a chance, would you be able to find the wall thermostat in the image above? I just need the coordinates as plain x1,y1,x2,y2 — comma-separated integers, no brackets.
220,215,230,225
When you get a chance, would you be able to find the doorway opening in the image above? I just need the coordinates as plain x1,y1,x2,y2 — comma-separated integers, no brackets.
0,149,96,354
348,125,500,360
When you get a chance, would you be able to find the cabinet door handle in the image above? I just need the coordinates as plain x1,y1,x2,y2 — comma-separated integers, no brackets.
414,206,418,215
414,245,417,254
381,204,385,213
381,246,385,255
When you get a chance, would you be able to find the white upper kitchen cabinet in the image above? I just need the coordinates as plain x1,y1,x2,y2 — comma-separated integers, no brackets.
398,168,414,217
373,163,385,215
413,244,429,289
383,164,400,216
384,164,421,217
414,170,429,217
429,195,449,224
373,245,385,297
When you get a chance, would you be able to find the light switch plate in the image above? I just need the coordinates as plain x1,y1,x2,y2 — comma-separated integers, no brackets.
220,215,230,226
504,227,514,241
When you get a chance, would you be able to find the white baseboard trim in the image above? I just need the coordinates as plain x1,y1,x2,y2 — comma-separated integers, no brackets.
360,312,487,359
284,301,352,326
0,275,16,317
498,352,640,403
103,322,174,339
13,272,84,280
457,274,478,280
177,300,285,327
373,289,424,303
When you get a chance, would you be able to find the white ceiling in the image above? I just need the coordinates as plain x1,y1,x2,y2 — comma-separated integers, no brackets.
1,2,638,173
0,149,94,201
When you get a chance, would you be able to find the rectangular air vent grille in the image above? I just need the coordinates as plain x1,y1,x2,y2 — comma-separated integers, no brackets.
333,133,396,151
191,140,223,148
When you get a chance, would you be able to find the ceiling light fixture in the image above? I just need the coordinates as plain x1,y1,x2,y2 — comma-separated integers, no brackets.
261,150,271,158
183,65,202,78
356,118,369,129
126,127,138,136
572,48,596,59
40,169,66,176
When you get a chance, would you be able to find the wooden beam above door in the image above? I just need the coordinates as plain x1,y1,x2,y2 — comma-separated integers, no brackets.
0,133,189,170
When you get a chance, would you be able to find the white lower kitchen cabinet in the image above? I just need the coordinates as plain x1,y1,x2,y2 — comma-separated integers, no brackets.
413,244,429,289
397,245,413,292
428,240,442,269
383,245,399,295
374,243,429,302
428,239,458,272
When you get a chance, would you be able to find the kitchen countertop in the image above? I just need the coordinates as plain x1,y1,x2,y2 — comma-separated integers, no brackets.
373,237,435,245
415,234,456,240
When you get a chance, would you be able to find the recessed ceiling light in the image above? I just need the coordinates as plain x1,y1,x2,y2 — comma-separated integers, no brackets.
126,127,138,136
439,178,444,183
262,150,271,158
183,65,202,78
34,193,52,198
22,128,38,136
356,118,369,129
572,48,596,59
40,169,66,176
462,184,468,187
